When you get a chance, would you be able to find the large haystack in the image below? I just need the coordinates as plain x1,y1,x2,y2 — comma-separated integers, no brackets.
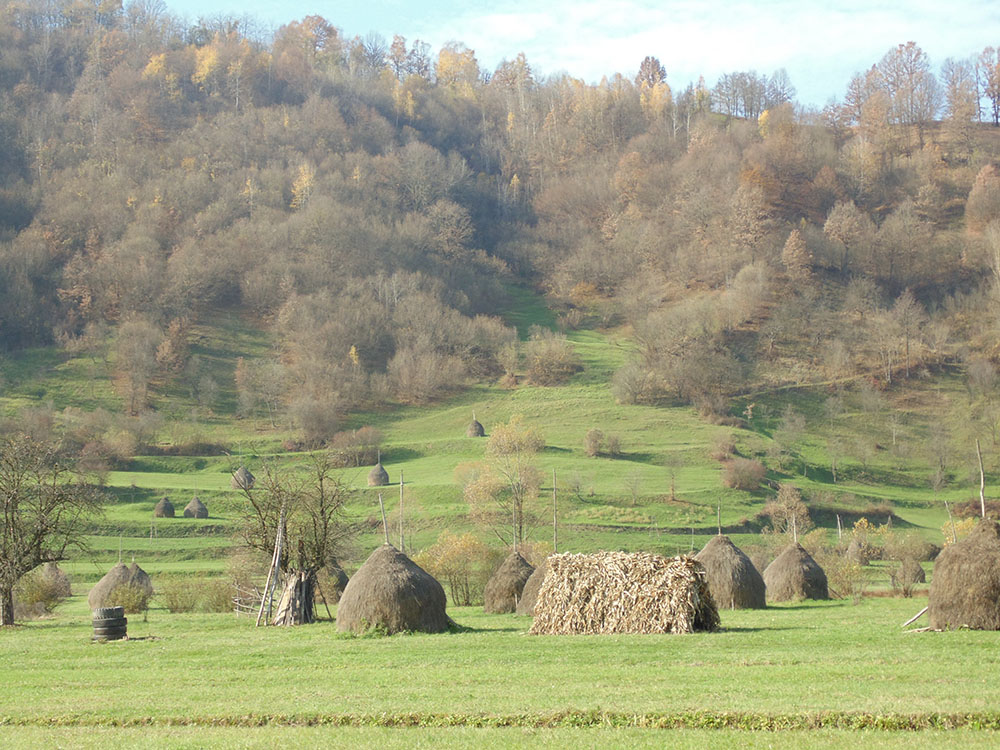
929,519,1000,630
763,542,828,602
336,544,449,634
183,496,208,518
516,556,549,616
483,551,534,613
529,551,719,635
231,466,255,490
153,497,175,518
368,461,389,487
695,535,766,609
466,417,485,437
88,562,154,610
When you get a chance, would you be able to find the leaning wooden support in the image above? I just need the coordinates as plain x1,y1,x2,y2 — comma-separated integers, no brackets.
901,606,929,628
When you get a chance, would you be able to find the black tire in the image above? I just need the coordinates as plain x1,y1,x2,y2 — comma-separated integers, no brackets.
91,617,127,628
93,606,124,619
92,626,128,637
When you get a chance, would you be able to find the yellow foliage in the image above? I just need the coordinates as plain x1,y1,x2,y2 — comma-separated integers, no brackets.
143,53,166,78
193,45,220,89
290,163,315,210
941,516,977,545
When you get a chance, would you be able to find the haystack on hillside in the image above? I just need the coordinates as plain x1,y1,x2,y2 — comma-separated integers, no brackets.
484,551,534,613
153,497,175,518
336,544,449,634
368,461,389,487
183,496,208,518
929,519,1000,630
695,535,766,609
88,562,154,610
763,543,828,602
231,466,255,490
516,556,549,616
466,416,485,437
529,552,719,635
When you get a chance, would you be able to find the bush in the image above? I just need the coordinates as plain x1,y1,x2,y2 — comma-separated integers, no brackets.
13,564,72,619
158,576,234,613
105,583,150,614
329,426,382,467
584,428,603,457
414,532,504,606
524,328,582,386
721,458,766,491
200,579,234,613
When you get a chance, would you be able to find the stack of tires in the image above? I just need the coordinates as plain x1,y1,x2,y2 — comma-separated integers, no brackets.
92,606,127,641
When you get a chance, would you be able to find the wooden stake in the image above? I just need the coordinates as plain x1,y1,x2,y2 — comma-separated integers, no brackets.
399,470,404,552
378,492,389,544
901,606,928,628
717,503,721,535
945,500,957,543
837,514,843,540
552,468,558,553
977,438,986,518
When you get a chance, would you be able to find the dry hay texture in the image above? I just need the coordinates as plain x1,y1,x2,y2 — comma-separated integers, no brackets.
153,497,175,518
88,562,154,610
231,466,255,490
367,462,390,487
515,556,549,616
322,561,350,604
763,543,829,602
528,551,719,635
929,519,1000,630
695,535,766,609
183,496,208,518
466,418,485,437
336,544,449,634
483,551,534,613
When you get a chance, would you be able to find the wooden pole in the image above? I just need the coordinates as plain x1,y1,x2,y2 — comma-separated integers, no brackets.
378,492,389,545
901,606,928,628
977,438,986,518
717,503,722,535
837,514,843,541
552,468,558,553
399,470,404,552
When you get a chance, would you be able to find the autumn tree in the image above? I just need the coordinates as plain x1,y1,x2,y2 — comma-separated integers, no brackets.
0,435,102,625
980,46,1000,125
781,228,812,284
875,41,940,145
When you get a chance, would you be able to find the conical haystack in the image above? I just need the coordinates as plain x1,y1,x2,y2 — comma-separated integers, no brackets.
929,519,1000,630
336,544,449,634
695,535,766,609
483,551,534,613
153,497,175,518
231,466,255,490
529,552,719,634
516,556,549,616
183,496,208,518
88,562,154,610
466,417,485,437
41,562,72,598
321,560,350,604
763,542,828,602
368,461,389,486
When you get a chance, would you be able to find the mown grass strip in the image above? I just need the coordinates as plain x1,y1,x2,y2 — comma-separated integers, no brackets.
3,711,1000,731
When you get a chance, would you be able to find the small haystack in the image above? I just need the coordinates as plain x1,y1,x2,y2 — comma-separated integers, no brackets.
515,556,549,616
321,560,350,604
483,551,534,613
466,415,485,437
231,466,255,490
183,496,208,518
153,497,175,518
88,562,154,610
368,461,389,487
41,562,72,598
896,558,926,585
763,542,829,602
336,544,449,634
695,535,766,609
528,551,719,635
929,519,1000,630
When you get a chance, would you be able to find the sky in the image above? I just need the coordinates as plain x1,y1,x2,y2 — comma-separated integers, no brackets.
159,0,999,107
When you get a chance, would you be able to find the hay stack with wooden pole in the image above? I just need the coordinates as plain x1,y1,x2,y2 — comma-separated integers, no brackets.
153,497,175,518
183,496,208,518
336,544,449,634
763,542,828,602
483,551,534,613
528,551,719,635
88,562,154,610
516,556,549,616
231,466,255,490
367,455,389,487
466,414,485,437
321,560,350,604
929,519,1000,630
694,534,766,609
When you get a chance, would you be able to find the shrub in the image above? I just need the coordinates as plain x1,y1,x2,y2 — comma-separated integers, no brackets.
760,484,814,536
158,576,199,613
329,426,382,467
200,579,234,613
13,564,72,619
414,532,503,606
722,458,766,491
105,583,150,614
604,434,622,457
584,428,604,457
524,328,582,386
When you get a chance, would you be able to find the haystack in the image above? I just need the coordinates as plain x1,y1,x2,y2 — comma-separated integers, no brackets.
336,544,449,634
483,551,534,613
763,542,828,602
321,560,350,604
231,466,255,490
515,556,549,616
695,535,766,609
153,497,175,518
466,416,485,437
895,558,926,585
367,461,389,486
88,562,154,610
41,562,72,598
929,519,1000,630
183,496,208,518
528,551,719,635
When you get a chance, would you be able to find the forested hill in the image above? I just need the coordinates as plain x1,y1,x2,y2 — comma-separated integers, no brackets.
1,2,1000,439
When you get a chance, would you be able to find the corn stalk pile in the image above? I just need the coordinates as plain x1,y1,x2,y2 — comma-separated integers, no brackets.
529,551,720,635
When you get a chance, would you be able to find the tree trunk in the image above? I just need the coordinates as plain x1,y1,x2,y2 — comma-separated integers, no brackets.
0,587,14,627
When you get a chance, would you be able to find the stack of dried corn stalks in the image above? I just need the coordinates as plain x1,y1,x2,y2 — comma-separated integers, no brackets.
528,551,719,635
